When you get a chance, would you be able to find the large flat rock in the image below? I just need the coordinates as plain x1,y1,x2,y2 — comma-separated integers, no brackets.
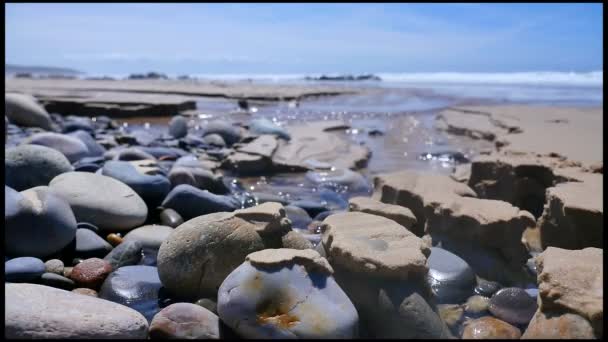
5,77,356,101
321,211,430,280
538,178,603,249
441,105,603,167
272,121,371,171
372,169,477,228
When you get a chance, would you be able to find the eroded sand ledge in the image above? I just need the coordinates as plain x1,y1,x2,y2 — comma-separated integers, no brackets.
437,104,603,253
5,78,360,117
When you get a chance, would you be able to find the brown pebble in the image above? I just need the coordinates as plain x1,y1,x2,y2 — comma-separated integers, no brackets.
462,316,521,339
69,258,113,290
63,267,73,278
72,288,99,297
107,233,123,246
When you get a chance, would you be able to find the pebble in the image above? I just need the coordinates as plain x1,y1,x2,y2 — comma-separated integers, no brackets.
101,160,171,207
49,172,148,231
201,133,226,147
77,222,100,233
44,259,65,275
63,266,73,278
462,316,522,339
40,272,75,290
67,130,106,157
289,200,329,217
438,304,464,329
75,228,113,258
284,204,313,229
464,295,491,316
5,257,46,282
489,287,538,325
6,283,149,338
149,303,221,339
5,186,77,258
168,115,188,138
201,121,242,146
72,287,99,297
5,144,73,191
195,298,218,314
99,265,163,322
160,184,240,220
218,248,359,338
103,240,144,269
122,225,174,250
70,258,113,289
427,247,476,304
107,233,123,246
474,279,502,297
23,132,90,163
159,208,184,228
5,93,54,130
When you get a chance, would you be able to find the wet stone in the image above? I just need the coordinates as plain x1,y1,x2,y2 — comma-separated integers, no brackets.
102,240,144,269
427,247,476,304
40,272,75,290
159,208,184,228
462,316,522,339
99,265,164,322
489,287,538,325
474,280,502,297
196,298,218,314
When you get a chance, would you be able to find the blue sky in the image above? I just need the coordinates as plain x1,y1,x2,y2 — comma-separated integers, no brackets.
5,3,603,74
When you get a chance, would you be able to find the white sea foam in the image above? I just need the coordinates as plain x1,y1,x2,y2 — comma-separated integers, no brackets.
75,71,603,87
189,71,603,86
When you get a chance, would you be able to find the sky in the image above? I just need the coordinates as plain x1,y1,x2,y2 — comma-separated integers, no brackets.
5,3,604,75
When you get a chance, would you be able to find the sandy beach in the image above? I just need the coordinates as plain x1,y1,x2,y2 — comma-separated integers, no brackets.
5,75,603,339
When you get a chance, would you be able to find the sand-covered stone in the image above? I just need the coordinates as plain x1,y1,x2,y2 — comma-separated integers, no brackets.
535,247,602,335
49,172,148,231
236,134,278,158
5,93,54,130
5,283,148,339
272,122,370,171
348,196,419,235
467,152,561,217
246,248,333,275
522,309,597,339
157,203,308,298
321,212,430,280
538,180,603,249
217,249,358,338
